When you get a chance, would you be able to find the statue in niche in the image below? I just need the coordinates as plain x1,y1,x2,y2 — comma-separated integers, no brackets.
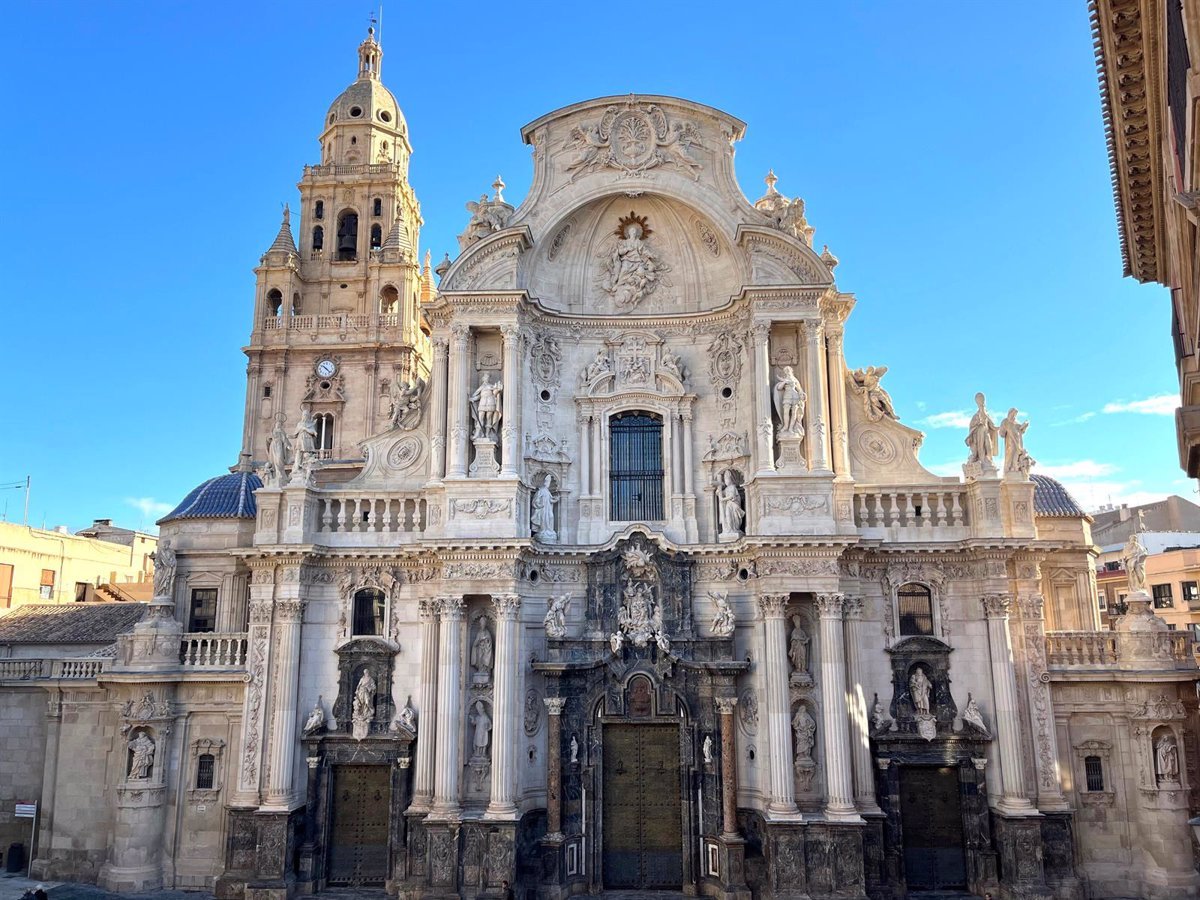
471,621,494,683
583,347,613,384
544,593,571,639
998,408,1034,478
660,346,685,382
470,372,503,440
569,734,579,764
909,667,932,717
850,366,898,422
302,696,326,736
292,403,319,482
611,579,668,654
960,693,989,736
703,735,714,765
598,213,667,309
352,670,376,740
128,731,156,779
530,474,559,542
388,375,428,430
1156,733,1180,782
396,697,417,734
773,366,806,436
791,705,816,761
264,412,292,487
788,615,810,682
870,693,893,735
151,538,176,601
709,591,736,638
470,700,492,758
964,392,999,474
1123,529,1149,594
717,469,745,537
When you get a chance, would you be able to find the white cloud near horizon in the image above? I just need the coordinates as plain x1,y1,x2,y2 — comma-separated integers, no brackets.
1101,394,1179,416
920,410,972,429
1033,460,1119,480
125,497,173,520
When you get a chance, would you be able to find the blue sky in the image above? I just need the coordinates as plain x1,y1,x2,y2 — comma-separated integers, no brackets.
0,1,1187,532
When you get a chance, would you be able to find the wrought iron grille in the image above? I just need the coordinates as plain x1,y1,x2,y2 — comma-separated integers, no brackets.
1084,755,1104,792
898,583,934,636
609,413,664,521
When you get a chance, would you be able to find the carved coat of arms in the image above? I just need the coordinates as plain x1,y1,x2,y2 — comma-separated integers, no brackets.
562,104,704,181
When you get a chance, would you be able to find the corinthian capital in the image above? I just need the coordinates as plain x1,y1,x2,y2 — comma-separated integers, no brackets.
843,596,865,620
437,595,466,620
715,697,738,716
757,592,789,619
491,593,521,618
815,592,845,617
275,598,306,623
981,593,1012,618
543,697,567,716
418,598,438,623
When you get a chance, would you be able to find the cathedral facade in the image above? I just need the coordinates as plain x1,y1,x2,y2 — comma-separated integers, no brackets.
6,29,1200,900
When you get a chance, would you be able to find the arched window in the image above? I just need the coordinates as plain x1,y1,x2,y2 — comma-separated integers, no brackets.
196,753,216,790
372,197,383,216
266,289,283,317
897,583,934,636
353,588,386,636
336,211,358,261
370,223,383,250
379,285,399,315
609,412,664,521
314,200,324,220
312,225,324,252
315,413,334,457
1084,755,1104,792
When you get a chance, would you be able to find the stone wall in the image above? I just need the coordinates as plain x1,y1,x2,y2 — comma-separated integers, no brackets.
0,687,47,869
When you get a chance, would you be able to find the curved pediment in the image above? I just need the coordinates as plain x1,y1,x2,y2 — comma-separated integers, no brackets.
441,226,532,292
736,225,834,287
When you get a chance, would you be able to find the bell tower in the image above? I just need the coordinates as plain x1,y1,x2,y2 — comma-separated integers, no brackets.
241,26,431,474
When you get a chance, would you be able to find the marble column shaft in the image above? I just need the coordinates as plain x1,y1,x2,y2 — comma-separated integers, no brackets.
825,326,851,476
428,337,449,481
752,323,774,475
500,326,520,477
682,412,695,495
716,697,739,836
431,596,465,817
410,599,439,810
805,321,829,472
264,597,305,808
579,414,592,496
487,594,521,818
817,592,859,821
447,326,470,478
758,593,798,816
842,597,879,812
544,697,566,838
983,593,1035,814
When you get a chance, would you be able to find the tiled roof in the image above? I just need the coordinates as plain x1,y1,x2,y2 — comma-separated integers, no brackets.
0,603,146,644
1032,474,1087,517
159,471,261,524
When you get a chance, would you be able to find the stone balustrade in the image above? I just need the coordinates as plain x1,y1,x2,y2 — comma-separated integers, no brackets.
853,486,969,532
1046,631,1120,667
315,493,429,542
0,658,47,680
261,312,401,333
0,656,114,682
180,633,249,668
1046,630,1195,670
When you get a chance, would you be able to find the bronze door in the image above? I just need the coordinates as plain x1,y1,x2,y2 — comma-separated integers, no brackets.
328,764,391,886
900,766,966,890
602,724,683,889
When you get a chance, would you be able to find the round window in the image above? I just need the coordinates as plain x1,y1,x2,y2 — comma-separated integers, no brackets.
721,386,733,399
379,110,392,123
328,112,336,124
349,106,363,118
539,389,551,402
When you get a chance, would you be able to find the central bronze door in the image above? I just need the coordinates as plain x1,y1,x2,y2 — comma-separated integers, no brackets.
602,723,683,889
328,764,391,885
900,766,966,890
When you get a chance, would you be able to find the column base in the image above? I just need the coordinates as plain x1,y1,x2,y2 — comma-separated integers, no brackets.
483,802,519,821
712,835,752,900
764,801,803,822
855,799,883,816
823,804,865,824
995,797,1039,817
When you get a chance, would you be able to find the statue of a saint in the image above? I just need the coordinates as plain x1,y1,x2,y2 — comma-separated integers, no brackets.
352,670,376,739
1123,529,1149,594
584,347,612,384
151,538,176,600
998,408,1034,477
128,732,156,780
702,735,714,765
791,705,817,761
600,215,666,309
389,376,427,430
909,668,932,717
265,412,292,487
569,734,579,764
471,622,494,678
773,366,806,436
530,475,558,542
788,615,810,675
851,366,898,421
470,372,503,440
397,697,417,734
871,693,892,734
292,404,319,481
470,700,492,756
302,696,325,736
709,591,736,638
964,392,998,469
544,593,571,639
1156,733,1180,781
717,469,745,536
961,693,988,735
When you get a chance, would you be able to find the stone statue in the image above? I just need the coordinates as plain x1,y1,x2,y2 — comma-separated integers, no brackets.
128,732,156,779
709,591,736,638
1156,733,1180,781
598,214,667,309
470,700,492,757
788,615,810,676
703,735,714,765
397,697,417,734
584,347,613,384
470,372,503,440
870,693,892,735
999,408,1034,478
460,178,513,247
1123,529,1149,594
530,474,559,542
352,670,376,740
302,696,326,736
265,412,292,487
961,692,988,735
909,668,932,717
544,593,571,639
292,403,319,482
569,734,579,764
660,346,685,381
471,622,494,679
791,705,816,761
717,469,745,537
850,366,898,421
772,366,806,436
151,538,176,600
964,392,998,474
388,376,427,430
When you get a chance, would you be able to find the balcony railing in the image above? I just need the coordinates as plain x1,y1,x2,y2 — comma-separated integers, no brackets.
1046,629,1195,671
316,493,429,537
180,633,248,668
854,486,970,531
0,656,113,681
1046,631,1120,667
261,313,400,333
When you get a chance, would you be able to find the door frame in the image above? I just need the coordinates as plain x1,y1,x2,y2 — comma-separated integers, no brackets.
897,764,968,891
327,763,393,886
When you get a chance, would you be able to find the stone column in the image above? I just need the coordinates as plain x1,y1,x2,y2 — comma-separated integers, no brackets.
579,413,592,496
544,697,566,839
410,599,439,812
264,596,305,809
428,337,449,482
982,593,1036,815
500,325,521,478
825,325,851,476
446,324,470,478
1016,594,1069,811
751,322,775,475
842,597,879,813
757,593,799,817
487,594,521,818
682,411,695,495
716,697,739,836
430,596,465,819
804,321,829,472
816,592,859,821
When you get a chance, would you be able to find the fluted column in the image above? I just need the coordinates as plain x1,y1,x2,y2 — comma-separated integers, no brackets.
842,597,879,813
263,597,305,809
579,413,592,496
500,325,521,478
487,594,521,818
751,323,775,475
544,697,566,839
446,324,470,478
816,592,859,821
428,337,449,482
410,599,439,811
983,593,1036,815
804,321,829,472
825,325,851,476
716,697,739,836
758,593,798,817
430,596,465,818
682,411,695,495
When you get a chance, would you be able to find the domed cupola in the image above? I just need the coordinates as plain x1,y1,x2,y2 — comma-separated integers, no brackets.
319,26,411,169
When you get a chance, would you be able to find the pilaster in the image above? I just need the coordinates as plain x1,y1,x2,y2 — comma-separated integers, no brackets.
843,597,880,814
447,324,470,478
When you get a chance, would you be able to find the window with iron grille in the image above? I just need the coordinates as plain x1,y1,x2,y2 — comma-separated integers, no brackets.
1183,581,1199,605
609,412,664,521
1152,584,1174,609
353,588,386,636
1084,755,1104,792
196,753,216,790
897,583,934,636
189,588,218,633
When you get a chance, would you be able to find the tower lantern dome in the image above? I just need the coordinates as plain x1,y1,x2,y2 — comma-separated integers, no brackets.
320,26,410,165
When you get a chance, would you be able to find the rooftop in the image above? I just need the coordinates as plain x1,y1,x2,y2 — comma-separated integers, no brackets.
0,602,146,644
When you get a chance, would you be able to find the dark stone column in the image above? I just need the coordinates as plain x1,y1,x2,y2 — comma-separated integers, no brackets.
991,814,1051,899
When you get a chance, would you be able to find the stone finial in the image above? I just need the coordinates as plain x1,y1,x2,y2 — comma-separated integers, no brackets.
821,244,839,271
492,175,506,203
764,170,779,194
435,253,451,279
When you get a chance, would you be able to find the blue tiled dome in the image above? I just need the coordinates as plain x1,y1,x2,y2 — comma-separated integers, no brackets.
1031,474,1087,517
159,471,262,524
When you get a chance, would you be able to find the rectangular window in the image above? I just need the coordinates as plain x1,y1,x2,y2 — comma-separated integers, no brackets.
0,564,12,607
189,588,218,633
74,582,89,603
1191,623,1200,642
609,413,664,521
195,753,215,790
39,568,55,600
1096,592,1107,611
1184,581,1199,605
1084,756,1105,792
1152,584,1174,609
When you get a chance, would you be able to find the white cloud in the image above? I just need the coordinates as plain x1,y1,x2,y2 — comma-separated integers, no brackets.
1032,460,1118,480
1101,394,1179,416
125,497,173,519
1050,411,1096,426
919,410,972,429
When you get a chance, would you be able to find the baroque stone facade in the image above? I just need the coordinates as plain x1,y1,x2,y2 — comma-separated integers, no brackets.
1,27,1198,900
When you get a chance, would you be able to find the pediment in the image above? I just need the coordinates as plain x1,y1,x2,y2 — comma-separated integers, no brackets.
736,225,833,286
441,226,532,292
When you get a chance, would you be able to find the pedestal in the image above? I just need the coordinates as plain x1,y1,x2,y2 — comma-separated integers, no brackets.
776,434,807,472
469,437,500,477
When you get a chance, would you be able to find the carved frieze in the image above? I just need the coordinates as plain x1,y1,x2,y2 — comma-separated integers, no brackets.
560,103,705,181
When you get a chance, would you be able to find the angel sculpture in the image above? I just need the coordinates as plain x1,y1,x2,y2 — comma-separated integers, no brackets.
851,366,898,422
709,591,736,638
462,194,497,245
773,366,806,436
388,376,428,430
302,696,326,736
656,122,703,179
563,123,609,180
543,593,571,639
960,693,989,736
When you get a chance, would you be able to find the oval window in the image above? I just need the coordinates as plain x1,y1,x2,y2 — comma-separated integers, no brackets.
349,106,363,118
379,110,392,123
